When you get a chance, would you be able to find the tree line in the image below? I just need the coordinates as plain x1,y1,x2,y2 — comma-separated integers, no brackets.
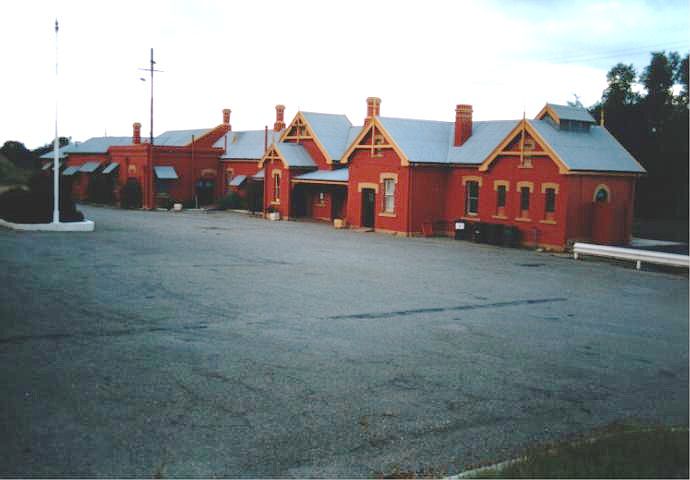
588,51,688,219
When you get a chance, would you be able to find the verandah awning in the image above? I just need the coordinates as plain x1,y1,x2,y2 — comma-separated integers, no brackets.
102,162,119,174
291,168,348,184
229,175,247,186
154,166,179,179
79,161,102,173
62,165,81,176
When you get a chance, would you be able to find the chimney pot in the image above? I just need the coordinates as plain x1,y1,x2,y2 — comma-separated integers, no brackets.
133,122,141,144
274,104,286,132
454,104,473,146
223,108,231,129
365,97,381,124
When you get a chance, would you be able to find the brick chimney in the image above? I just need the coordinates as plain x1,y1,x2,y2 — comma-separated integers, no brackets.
365,97,381,124
274,104,286,131
132,122,141,144
454,104,473,146
223,108,231,130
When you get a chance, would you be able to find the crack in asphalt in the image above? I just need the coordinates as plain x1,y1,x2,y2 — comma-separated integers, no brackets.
326,297,568,320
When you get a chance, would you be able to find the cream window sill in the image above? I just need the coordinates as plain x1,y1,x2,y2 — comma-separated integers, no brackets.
492,215,508,220
539,219,557,225
379,212,396,218
514,217,532,222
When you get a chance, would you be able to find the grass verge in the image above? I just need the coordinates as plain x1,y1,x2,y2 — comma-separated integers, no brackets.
467,424,688,479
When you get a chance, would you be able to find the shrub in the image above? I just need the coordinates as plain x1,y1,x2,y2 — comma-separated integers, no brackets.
216,192,245,210
0,173,84,223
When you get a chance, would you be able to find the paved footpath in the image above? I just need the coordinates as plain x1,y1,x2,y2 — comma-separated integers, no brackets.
0,206,687,477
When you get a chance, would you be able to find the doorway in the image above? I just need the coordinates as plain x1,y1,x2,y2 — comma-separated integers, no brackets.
361,188,375,228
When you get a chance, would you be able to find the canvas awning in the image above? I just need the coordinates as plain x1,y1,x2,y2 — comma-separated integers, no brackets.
102,162,119,174
251,168,265,180
154,166,179,179
79,161,102,173
62,165,81,176
229,175,247,187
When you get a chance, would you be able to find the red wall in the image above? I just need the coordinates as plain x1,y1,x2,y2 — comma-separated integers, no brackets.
346,146,410,234
221,160,261,196
65,153,110,201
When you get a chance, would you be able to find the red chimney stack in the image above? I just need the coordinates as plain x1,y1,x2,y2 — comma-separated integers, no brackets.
454,104,473,146
223,108,231,130
365,97,381,124
132,122,141,144
274,105,286,131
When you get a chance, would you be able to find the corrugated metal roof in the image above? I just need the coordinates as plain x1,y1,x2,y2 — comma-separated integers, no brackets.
229,175,247,186
529,119,645,173
79,161,102,173
154,166,179,179
154,128,211,146
446,121,518,164
302,112,360,161
40,145,72,159
546,103,596,123
276,143,316,168
214,129,282,160
64,137,132,154
252,168,265,179
62,165,81,176
293,168,349,182
102,162,119,174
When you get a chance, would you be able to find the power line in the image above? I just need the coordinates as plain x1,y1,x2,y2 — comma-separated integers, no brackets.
537,40,689,65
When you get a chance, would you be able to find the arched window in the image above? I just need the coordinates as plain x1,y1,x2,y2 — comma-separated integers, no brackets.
594,185,610,203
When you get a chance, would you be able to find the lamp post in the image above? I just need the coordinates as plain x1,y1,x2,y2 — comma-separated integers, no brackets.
52,19,60,224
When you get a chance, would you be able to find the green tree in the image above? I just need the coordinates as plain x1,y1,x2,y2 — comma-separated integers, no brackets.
603,63,638,107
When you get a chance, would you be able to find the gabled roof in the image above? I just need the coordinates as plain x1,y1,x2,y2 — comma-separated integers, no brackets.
275,142,316,168
60,137,132,154
446,121,518,164
214,129,283,160
528,119,645,173
537,103,596,124
300,112,361,162
154,128,212,146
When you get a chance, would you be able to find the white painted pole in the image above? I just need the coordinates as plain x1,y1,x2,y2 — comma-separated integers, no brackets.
52,19,60,224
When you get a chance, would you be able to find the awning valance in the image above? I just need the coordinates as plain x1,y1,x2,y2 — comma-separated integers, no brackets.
154,166,179,179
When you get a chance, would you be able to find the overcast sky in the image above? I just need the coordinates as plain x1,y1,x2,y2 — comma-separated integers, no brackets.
1,0,688,149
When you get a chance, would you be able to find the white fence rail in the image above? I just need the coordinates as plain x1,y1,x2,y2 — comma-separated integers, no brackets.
573,242,689,270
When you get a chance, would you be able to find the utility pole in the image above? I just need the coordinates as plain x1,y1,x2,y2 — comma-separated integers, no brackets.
140,48,163,145
52,19,60,224
139,49,163,209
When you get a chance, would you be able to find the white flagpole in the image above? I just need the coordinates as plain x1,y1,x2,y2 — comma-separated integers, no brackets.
52,19,60,224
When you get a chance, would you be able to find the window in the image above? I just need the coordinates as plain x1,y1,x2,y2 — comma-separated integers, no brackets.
520,186,530,215
226,169,234,187
595,188,608,203
273,173,281,201
545,188,556,213
383,178,395,213
497,185,506,208
465,181,479,215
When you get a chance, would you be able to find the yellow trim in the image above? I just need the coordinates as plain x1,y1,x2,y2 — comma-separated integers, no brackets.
378,212,397,218
479,120,569,174
535,104,558,123
291,179,347,185
462,175,482,187
279,112,334,164
379,172,398,183
493,180,510,191
593,184,612,202
491,215,508,220
564,170,641,177
540,182,560,194
258,144,289,169
539,219,557,225
340,117,410,167
516,181,534,192
515,217,532,222
357,182,379,193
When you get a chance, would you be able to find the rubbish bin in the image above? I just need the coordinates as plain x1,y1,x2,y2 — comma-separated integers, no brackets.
472,222,486,243
454,220,470,240
487,223,505,245
503,226,522,247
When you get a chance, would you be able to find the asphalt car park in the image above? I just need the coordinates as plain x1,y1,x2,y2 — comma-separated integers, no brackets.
1,206,687,477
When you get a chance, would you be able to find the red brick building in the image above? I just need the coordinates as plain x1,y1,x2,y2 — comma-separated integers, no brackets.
256,98,644,250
